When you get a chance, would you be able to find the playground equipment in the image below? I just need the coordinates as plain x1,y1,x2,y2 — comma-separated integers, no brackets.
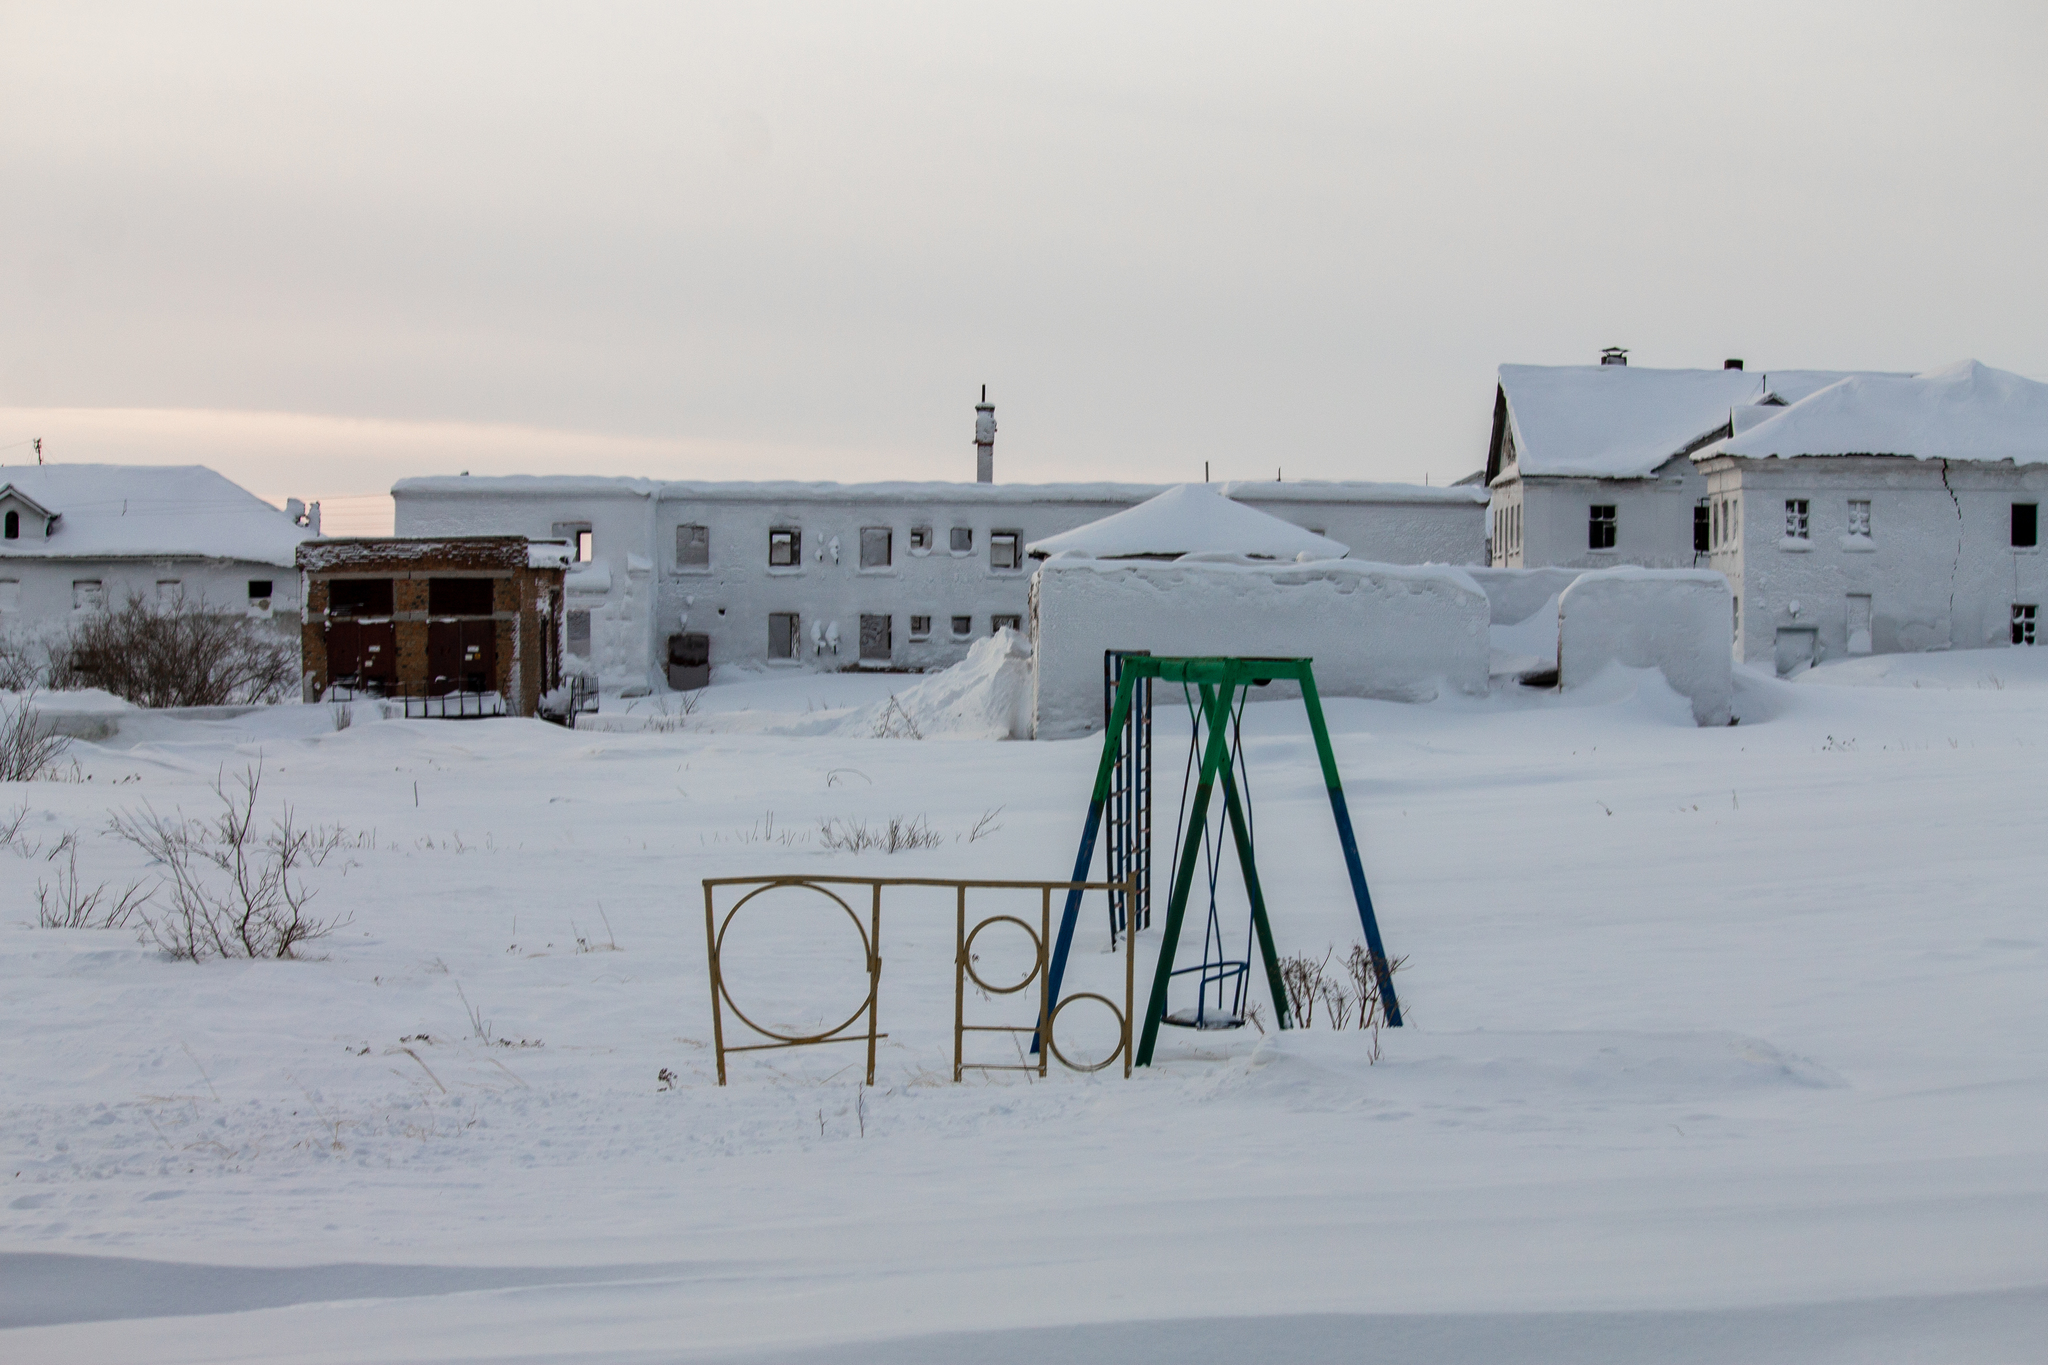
1047,655,1402,1066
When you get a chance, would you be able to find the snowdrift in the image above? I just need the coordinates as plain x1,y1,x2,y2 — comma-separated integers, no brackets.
833,628,1034,740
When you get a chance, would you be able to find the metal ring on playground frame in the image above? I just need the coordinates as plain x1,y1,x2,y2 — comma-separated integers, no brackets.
962,914,1043,996
715,880,873,1046
1045,992,1127,1073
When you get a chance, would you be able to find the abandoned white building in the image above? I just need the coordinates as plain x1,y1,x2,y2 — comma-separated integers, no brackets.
1484,350,1908,571
1694,360,2048,672
0,464,311,646
391,410,1486,688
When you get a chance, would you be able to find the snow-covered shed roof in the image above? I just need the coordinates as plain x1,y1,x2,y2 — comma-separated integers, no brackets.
1490,364,1912,481
1695,360,2048,464
1025,483,1349,561
0,464,308,565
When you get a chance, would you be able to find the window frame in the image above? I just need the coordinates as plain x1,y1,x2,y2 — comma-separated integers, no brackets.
1587,504,1617,551
858,613,893,661
949,527,974,555
676,523,711,569
768,526,802,568
768,611,801,660
1784,499,1810,542
859,526,893,570
1846,499,1872,540
2014,503,2039,550
950,614,973,637
991,614,1022,634
2014,604,2037,646
908,525,934,555
908,614,932,640
989,530,1023,571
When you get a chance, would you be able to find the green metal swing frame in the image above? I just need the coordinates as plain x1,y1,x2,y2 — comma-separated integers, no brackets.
1046,656,1403,1067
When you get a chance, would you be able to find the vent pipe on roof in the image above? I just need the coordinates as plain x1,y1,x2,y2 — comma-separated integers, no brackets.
1599,347,1629,366
1724,358,1744,370
974,385,996,484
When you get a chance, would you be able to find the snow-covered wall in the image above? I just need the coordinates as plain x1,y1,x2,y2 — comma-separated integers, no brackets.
1031,558,1490,740
1490,454,1710,572
1464,566,1587,625
1557,567,1733,726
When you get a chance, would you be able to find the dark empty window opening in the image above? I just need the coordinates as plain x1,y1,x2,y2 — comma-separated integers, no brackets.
860,527,892,568
3,511,16,540
989,531,1022,570
1694,503,1710,555
1588,505,1617,550
429,577,495,616
909,614,932,639
2015,605,2037,646
769,527,801,567
566,609,593,657
247,580,274,602
992,614,1022,633
950,527,973,553
2014,504,2038,549
329,578,395,617
950,615,972,636
677,524,710,567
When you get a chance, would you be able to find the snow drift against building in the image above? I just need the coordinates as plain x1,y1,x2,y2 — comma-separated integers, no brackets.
835,628,1033,740
0,464,308,564
1698,360,2048,464
1026,483,1348,561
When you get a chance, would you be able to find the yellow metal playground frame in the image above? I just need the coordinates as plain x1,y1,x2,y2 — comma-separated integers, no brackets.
702,876,1136,1085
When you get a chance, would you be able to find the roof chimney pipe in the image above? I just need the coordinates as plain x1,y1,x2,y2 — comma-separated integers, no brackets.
974,385,996,483
1599,347,1629,366
1724,358,1744,370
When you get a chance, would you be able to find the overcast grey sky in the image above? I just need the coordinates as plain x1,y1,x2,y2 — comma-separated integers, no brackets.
3,1,2045,521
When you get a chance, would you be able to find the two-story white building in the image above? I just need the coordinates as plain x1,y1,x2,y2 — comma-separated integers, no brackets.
392,469,1488,688
1695,360,2048,672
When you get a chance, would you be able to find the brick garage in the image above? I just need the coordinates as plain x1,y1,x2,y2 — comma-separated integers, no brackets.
298,537,570,717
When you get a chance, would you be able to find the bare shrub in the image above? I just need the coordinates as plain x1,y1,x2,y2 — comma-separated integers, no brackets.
1277,943,1405,1054
1278,948,1331,1028
0,691,71,781
816,814,943,854
36,838,153,929
51,592,296,707
109,761,347,960
0,633,46,690
870,695,923,739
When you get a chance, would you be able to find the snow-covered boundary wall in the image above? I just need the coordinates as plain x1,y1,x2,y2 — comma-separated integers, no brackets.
1465,567,1588,626
1031,558,1489,740
1558,567,1733,726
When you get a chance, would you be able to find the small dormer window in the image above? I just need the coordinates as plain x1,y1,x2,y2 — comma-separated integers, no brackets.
3,511,16,540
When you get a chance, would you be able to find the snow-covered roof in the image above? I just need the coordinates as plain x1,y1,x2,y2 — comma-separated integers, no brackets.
1496,364,1912,480
0,464,308,565
1025,483,1349,561
393,474,1481,506
1694,361,2048,464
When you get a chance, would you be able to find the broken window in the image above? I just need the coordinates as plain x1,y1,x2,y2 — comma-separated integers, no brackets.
989,531,1022,570
1784,499,1810,541
950,527,973,553
1693,503,1709,554
950,614,972,637
1847,500,1872,539
2014,504,2039,549
909,614,932,639
769,527,801,567
2015,604,2037,646
72,580,104,612
859,614,892,661
860,527,892,569
567,609,592,658
3,511,16,540
248,580,273,603
329,578,394,617
1588,505,1616,550
909,525,933,553
769,612,800,659
992,614,1022,633
676,524,710,568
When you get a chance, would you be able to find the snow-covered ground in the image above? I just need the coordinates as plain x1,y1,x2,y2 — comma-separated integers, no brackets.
4,653,2047,1363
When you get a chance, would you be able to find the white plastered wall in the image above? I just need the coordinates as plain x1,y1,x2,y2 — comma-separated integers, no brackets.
1703,455,2048,669
1030,558,1490,740
1556,566,1733,726
1498,455,1708,572
0,558,300,655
